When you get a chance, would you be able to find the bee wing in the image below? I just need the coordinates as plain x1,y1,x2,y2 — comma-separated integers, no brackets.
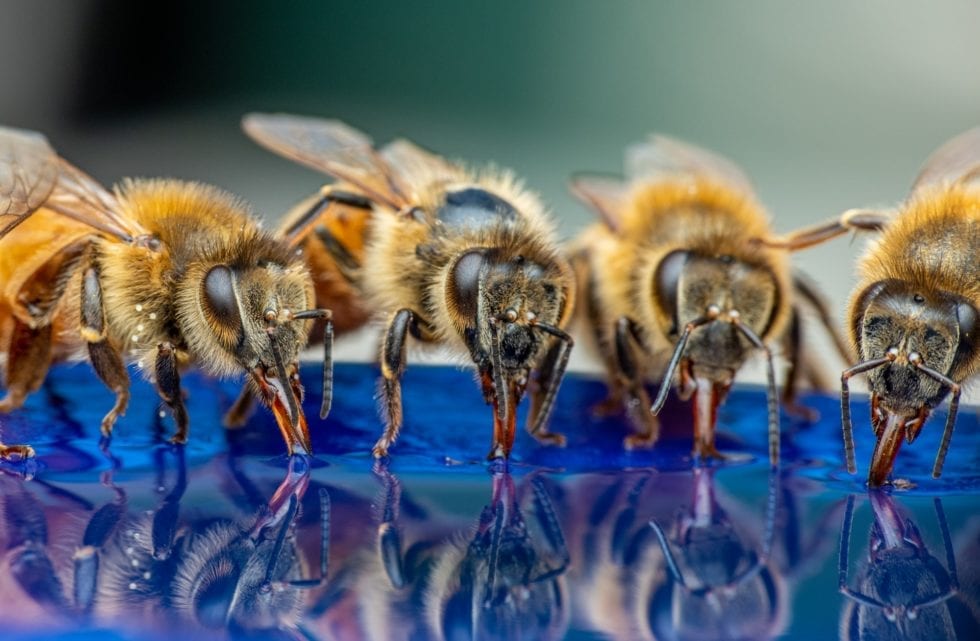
242,113,411,211
380,138,462,197
0,126,145,242
1,126,60,235
568,174,630,230
625,134,757,197
911,127,980,192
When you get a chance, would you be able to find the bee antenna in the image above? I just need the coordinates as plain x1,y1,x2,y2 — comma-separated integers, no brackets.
290,309,334,419
262,493,300,590
648,519,689,589
650,311,717,416
910,360,960,479
482,499,506,609
267,328,300,428
730,318,780,466
840,352,897,474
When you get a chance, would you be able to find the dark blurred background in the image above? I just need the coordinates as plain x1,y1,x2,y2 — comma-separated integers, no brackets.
3,0,979,369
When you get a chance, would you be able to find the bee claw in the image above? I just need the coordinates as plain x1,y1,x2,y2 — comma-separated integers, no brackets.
624,433,658,450
534,432,567,448
0,443,35,460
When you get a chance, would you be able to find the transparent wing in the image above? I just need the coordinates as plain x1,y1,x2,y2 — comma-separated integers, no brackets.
380,138,461,198
911,127,980,192
242,113,410,210
568,174,630,230
0,126,60,236
0,125,145,242
625,134,756,197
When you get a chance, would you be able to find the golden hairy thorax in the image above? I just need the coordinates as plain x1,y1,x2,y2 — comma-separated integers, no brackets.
586,177,790,356
857,184,980,304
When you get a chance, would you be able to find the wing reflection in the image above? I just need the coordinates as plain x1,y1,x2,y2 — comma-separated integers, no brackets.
838,492,980,640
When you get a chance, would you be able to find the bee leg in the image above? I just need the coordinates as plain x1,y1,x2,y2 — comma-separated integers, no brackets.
150,444,186,561
154,342,190,444
780,307,819,422
0,319,53,412
80,266,130,438
760,209,891,250
373,309,416,458
74,473,127,614
223,385,256,428
0,320,53,459
583,275,626,416
613,317,659,449
526,326,572,447
374,461,408,588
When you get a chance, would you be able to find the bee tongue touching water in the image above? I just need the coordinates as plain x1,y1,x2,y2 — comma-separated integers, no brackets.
691,375,732,460
252,365,311,456
867,409,921,487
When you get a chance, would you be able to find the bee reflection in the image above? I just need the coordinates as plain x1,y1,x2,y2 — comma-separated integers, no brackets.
838,492,980,640
0,451,329,639
563,468,801,641
352,465,570,641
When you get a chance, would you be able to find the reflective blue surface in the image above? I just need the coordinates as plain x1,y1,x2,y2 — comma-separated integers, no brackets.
0,363,978,640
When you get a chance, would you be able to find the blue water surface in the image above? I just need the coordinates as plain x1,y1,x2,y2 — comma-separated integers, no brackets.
0,363,978,640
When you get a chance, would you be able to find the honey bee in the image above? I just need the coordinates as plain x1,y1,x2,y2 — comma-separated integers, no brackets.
363,465,569,641
242,113,576,459
770,128,980,486
837,493,979,639
0,125,334,458
570,135,848,464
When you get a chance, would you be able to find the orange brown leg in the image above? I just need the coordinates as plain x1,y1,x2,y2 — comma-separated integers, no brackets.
373,309,416,458
0,319,53,412
613,317,659,449
0,319,54,459
80,266,130,438
222,385,256,428
780,307,819,422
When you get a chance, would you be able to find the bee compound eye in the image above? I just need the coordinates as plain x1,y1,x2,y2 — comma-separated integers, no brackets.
957,302,977,340
654,250,690,328
202,265,242,329
449,250,486,320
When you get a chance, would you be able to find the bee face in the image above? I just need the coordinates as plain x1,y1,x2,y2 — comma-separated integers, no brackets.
655,251,780,380
854,280,976,415
447,249,566,374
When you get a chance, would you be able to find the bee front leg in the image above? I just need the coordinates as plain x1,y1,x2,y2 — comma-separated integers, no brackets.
373,309,416,458
154,342,190,444
80,266,130,438
0,320,53,459
614,317,659,450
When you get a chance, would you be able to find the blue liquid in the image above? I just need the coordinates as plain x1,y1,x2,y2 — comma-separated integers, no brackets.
0,363,977,640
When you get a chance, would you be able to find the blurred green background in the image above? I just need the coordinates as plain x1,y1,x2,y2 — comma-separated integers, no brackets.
2,0,979,365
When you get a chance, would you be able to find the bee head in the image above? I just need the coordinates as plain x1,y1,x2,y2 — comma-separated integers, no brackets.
446,248,569,374
429,474,569,641
839,492,959,639
182,254,317,454
652,250,783,380
851,279,977,417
